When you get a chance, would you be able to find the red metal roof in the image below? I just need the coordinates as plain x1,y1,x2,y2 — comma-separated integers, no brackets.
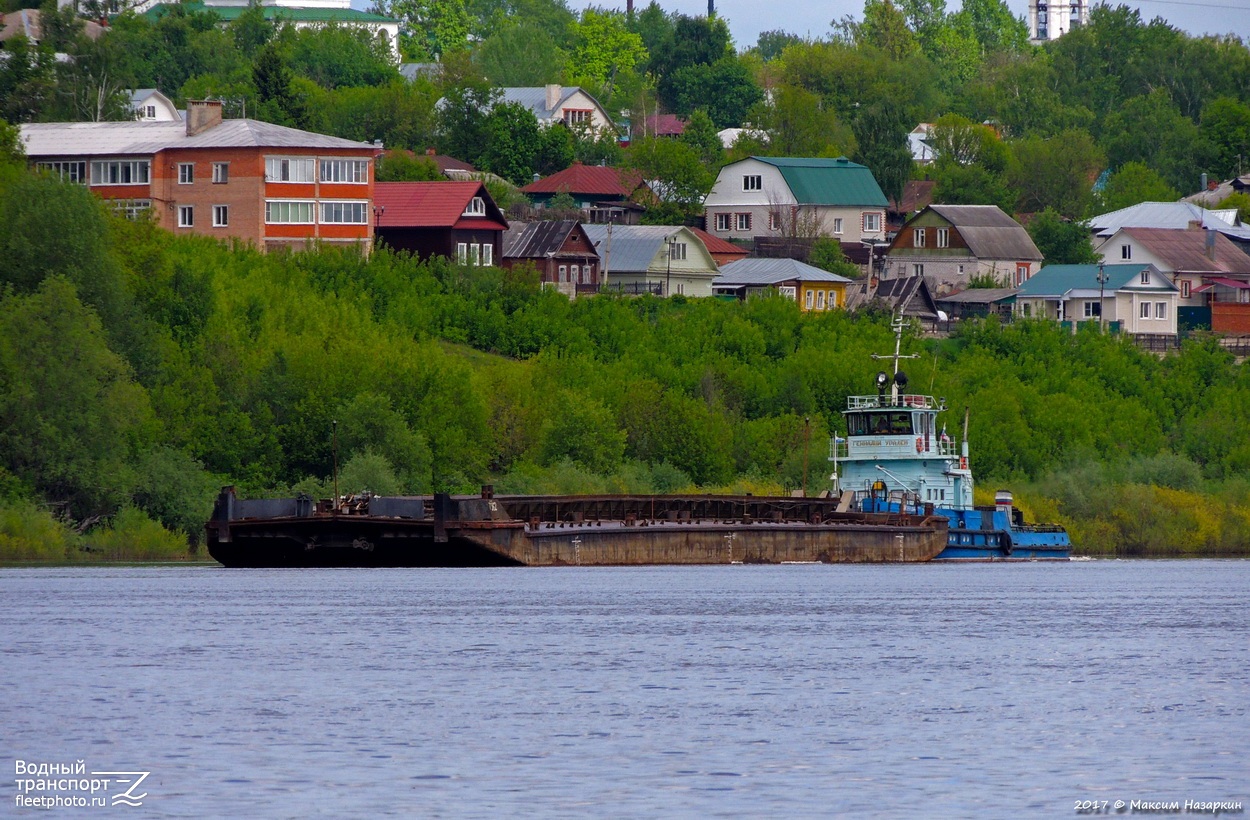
373,181,502,229
690,227,749,257
521,162,643,197
644,114,686,137
1207,277,1250,289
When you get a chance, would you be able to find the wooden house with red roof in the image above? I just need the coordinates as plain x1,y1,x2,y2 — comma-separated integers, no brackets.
690,228,749,267
373,181,508,265
521,162,650,224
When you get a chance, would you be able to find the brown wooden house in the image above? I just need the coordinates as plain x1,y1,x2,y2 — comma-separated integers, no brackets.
374,181,508,265
502,220,601,296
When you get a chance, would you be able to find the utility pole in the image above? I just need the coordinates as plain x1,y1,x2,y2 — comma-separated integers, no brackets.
1096,261,1108,332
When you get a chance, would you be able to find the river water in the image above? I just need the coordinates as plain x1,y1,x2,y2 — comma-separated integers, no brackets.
2,561,1247,817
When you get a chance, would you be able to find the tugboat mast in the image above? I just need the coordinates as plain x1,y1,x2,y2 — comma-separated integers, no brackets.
871,315,919,402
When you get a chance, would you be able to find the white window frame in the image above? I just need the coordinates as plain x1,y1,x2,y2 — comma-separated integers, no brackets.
913,263,924,276
864,212,881,233
833,217,843,234
816,290,826,310
805,289,814,309
110,199,151,220
743,174,762,191
1140,270,1149,284
1181,280,1191,298
1121,244,1132,260
715,213,732,232
463,196,486,216
778,286,796,300
144,105,156,119
178,205,194,228
212,162,229,184
481,244,493,266
35,161,87,183
178,162,194,184
1155,301,1166,319
320,201,369,224
769,212,782,231
456,243,468,264
914,227,925,248
668,242,687,261
265,157,315,183
91,160,151,186
1084,301,1102,318
264,200,315,224
1140,301,1151,319
212,205,228,228
319,158,369,183
936,227,949,248
735,213,751,231
1017,265,1029,285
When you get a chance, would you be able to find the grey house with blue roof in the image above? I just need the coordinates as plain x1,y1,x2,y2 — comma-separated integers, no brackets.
1014,263,1179,337
703,156,888,246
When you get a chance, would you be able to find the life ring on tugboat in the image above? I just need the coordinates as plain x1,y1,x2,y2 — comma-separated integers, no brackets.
999,530,1014,556
916,437,924,453
959,456,968,470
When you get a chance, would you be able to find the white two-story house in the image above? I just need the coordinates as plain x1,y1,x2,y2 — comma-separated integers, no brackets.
703,156,889,247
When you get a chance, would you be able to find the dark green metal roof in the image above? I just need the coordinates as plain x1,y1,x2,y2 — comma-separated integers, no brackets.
752,156,888,207
1016,264,1175,296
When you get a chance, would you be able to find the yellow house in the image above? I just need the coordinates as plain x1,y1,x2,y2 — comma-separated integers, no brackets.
712,258,851,311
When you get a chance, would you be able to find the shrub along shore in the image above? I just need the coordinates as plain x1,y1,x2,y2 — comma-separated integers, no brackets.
3,166,1250,560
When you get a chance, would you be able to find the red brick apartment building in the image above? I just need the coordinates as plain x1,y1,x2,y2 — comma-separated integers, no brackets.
19,101,378,252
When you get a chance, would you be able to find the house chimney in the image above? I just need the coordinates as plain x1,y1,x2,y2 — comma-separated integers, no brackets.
1206,228,1216,262
545,84,561,112
1188,220,1202,230
426,147,436,155
1201,172,1208,192
185,100,223,137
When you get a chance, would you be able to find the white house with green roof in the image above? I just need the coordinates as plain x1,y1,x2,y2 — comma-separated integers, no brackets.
1014,263,1179,337
702,156,888,246
142,1,400,60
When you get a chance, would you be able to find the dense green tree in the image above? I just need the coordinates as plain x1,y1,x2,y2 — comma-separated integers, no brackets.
679,109,724,168
478,101,543,185
808,238,862,278
1097,162,1181,213
625,137,713,222
1100,89,1208,193
288,24,398,90
930,162,1013,211
666,57,762,128
230,0,274,58
476,19,566,86
1027,208,1098,265
1200,97,1250,182
0,36,55,122
377,0,471,59
252,42,310,127
752,30,804,62
859,0,920,60
566,8,647,100
852,100,914,204
960,0,1028,55
1010,129,1103,217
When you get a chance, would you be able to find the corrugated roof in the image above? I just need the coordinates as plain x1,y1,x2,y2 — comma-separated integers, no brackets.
644,114,686,136
714,257,852,286
689,228,748,258
935,288,1018,304
500,86,604,121
889,180,935,213
1016,264,1173,296
915,205,1043,260
374,181,507,229
750,156,888,207
1120,227,1250,273
1089,201,1237,237
503,220,582,258
522,163,642,197
20,119,374,157
583,225,714,274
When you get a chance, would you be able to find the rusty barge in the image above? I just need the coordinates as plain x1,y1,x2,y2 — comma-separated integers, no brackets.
206,486,949,567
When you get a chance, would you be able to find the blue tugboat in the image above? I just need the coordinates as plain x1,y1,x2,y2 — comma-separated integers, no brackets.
829,318,1071,561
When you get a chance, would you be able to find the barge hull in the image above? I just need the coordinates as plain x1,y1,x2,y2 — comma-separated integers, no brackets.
206,489,947,567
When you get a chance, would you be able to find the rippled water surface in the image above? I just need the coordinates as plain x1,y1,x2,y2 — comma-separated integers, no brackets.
3,561,1248,816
